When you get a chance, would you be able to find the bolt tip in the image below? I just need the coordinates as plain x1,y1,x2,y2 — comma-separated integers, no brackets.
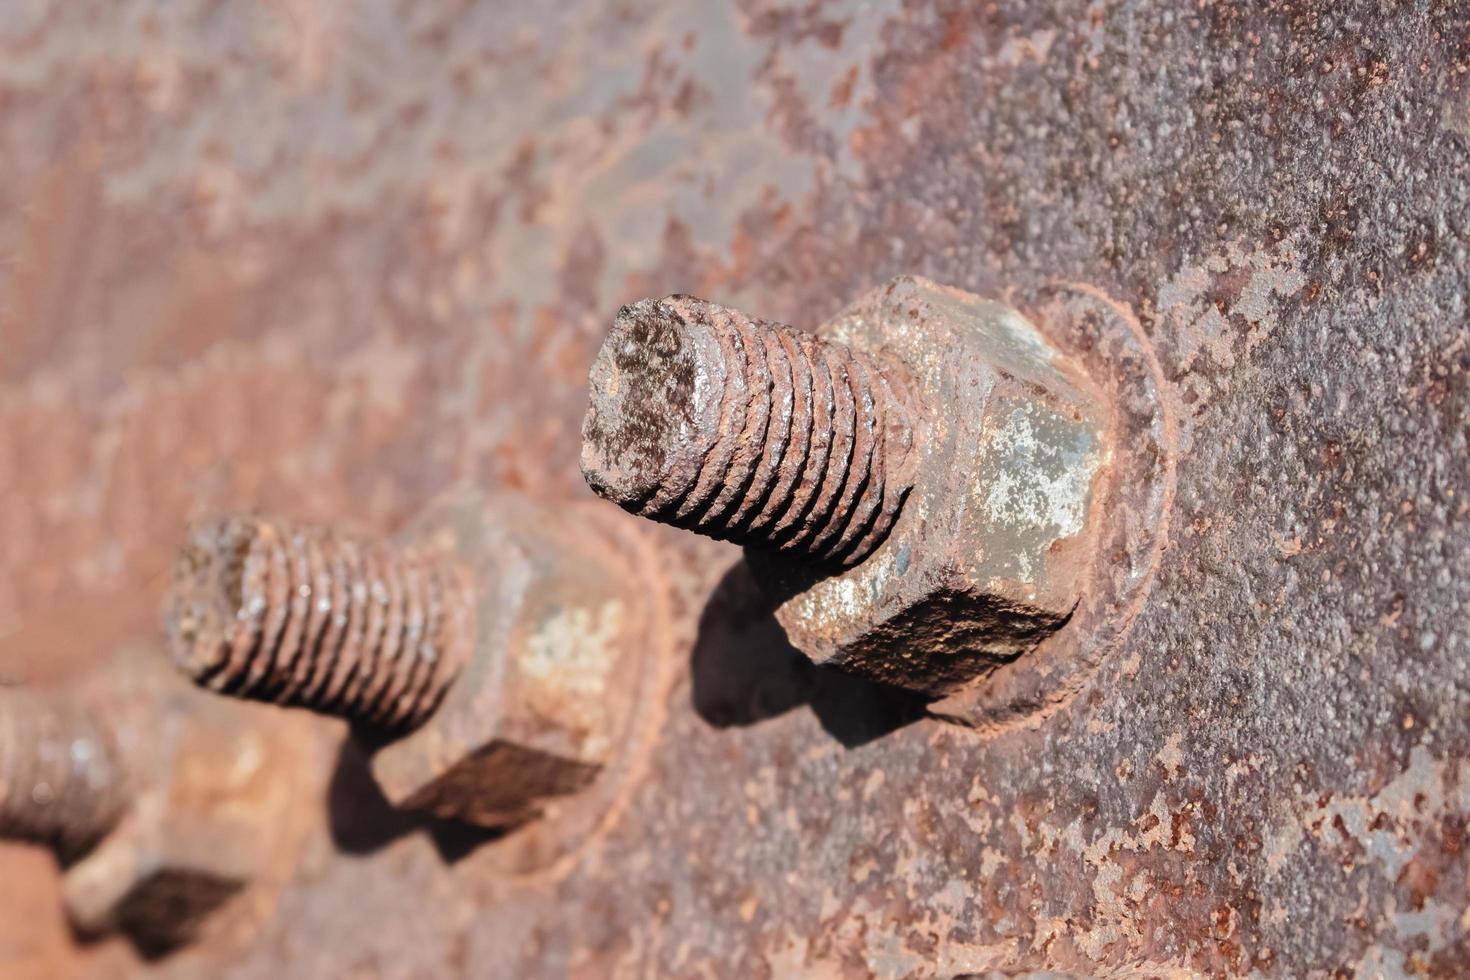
580,297,723,512
162,514,260,685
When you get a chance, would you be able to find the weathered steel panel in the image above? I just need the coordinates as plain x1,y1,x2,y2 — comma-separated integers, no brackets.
1,0,1466,976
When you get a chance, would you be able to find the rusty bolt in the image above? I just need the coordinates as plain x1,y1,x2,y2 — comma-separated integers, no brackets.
0,689,129,861
0,651,297,953
583,276,1109,696
164,488,658,829
581,293,918,569
165,514,474,731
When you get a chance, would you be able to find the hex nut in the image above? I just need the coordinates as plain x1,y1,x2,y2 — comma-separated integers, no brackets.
370,490,655,829
747,276,1109,696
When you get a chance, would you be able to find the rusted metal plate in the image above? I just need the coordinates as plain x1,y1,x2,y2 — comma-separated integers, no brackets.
1,0,1467,976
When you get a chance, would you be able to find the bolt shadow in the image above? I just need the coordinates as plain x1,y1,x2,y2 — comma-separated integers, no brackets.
691,559,931,747
325,736,507,863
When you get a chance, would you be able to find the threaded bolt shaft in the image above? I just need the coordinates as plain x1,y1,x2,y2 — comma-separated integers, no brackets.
581,295,917,567
164,515,475,731
0,689,129,859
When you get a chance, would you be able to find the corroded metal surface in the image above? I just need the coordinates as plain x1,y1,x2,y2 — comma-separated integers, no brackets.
1,0,1467,977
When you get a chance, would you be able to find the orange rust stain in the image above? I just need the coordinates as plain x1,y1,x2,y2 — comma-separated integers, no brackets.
829,64,860,109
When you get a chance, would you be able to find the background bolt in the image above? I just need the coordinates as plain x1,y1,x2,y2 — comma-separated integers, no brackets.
0,647,305,955
165,491,664,831
165,515,475,731
581,295,918,568
0,689,129,861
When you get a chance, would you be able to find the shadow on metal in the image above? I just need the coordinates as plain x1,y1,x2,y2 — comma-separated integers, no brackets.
691,559,930,748
325,738,507,863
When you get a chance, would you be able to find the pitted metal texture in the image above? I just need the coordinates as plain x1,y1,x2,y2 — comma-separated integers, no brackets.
0,0,1467,977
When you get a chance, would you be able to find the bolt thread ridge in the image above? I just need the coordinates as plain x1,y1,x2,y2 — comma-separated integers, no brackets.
582,295,916,567
164,515,474,731
0,691,128,857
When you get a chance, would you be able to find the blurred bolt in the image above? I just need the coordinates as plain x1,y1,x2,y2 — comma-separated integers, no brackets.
165,489,660,829
0,650,299,954
0,689,129,860
165,516,474,731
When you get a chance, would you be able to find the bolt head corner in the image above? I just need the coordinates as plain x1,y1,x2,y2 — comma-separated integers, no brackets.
371,491,655,828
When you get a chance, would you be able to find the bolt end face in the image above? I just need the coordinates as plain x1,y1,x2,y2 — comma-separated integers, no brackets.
581,298,721,514
163,514,258,687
